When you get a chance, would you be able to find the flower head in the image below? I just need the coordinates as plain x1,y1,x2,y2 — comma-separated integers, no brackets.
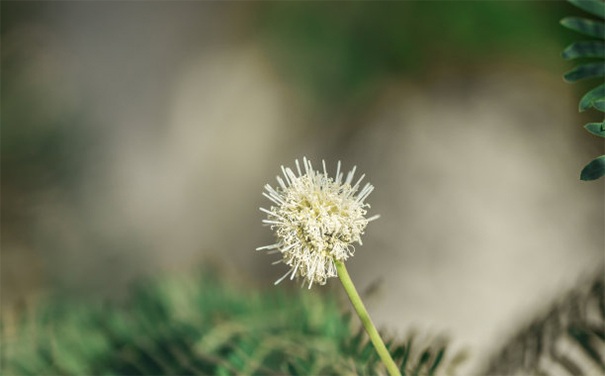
257,157,379,288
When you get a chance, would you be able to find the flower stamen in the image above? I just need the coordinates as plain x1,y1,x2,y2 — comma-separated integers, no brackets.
258,158,378,287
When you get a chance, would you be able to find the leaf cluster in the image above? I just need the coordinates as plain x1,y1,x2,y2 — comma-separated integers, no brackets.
1,269,458,376
480,269,604,375
561,0,605,180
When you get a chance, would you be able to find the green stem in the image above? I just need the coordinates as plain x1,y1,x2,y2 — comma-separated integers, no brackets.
335,260,402,376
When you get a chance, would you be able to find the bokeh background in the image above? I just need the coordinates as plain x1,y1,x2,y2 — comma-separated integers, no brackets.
2,1,603,373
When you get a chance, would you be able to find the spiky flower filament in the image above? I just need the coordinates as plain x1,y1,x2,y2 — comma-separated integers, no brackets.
257,157,378,288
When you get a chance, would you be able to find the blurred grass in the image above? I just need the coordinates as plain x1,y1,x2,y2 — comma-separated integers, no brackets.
1,267,459,376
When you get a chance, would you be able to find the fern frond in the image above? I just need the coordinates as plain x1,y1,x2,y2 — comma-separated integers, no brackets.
563,61,605,82
568,0,605,19
1,268,458,376
562,41,605,60
561,0,605,180
561,17,605,39
578,83,605,111
479,270,605,375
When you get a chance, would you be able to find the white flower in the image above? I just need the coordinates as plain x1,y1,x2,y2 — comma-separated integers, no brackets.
257,157,379,288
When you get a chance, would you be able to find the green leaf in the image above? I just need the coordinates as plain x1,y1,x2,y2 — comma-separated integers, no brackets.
428,348,445,376
564,62,605,82
411,350,430,376
568,0,605,19
568,325,605,371
401,339,412,370
593,99,605,111
561,17,605,38
580,155,605,180
562,41,605,59
584,122,605,137
579,83,605,110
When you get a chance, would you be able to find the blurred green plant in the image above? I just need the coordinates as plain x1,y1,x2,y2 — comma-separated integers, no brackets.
561,0,605,180
3,265,603,376
1,26,90,194
480,268,604,375
259,2,572,114
1,268,461,376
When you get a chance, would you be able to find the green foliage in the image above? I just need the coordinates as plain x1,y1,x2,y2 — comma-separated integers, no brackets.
1,269,459,376
562,41,605,60
3,266,604,376
584,121,605,136
561,0,605,181
579,83,605,111
260,2,571,113
564,61,605,81
480,270,605,375
568,0,605,18
561,16,605,38
1,26,92,193
594,99,605,111
580,155,605,180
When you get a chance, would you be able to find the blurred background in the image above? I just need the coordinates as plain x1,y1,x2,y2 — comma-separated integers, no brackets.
2,1,603,373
